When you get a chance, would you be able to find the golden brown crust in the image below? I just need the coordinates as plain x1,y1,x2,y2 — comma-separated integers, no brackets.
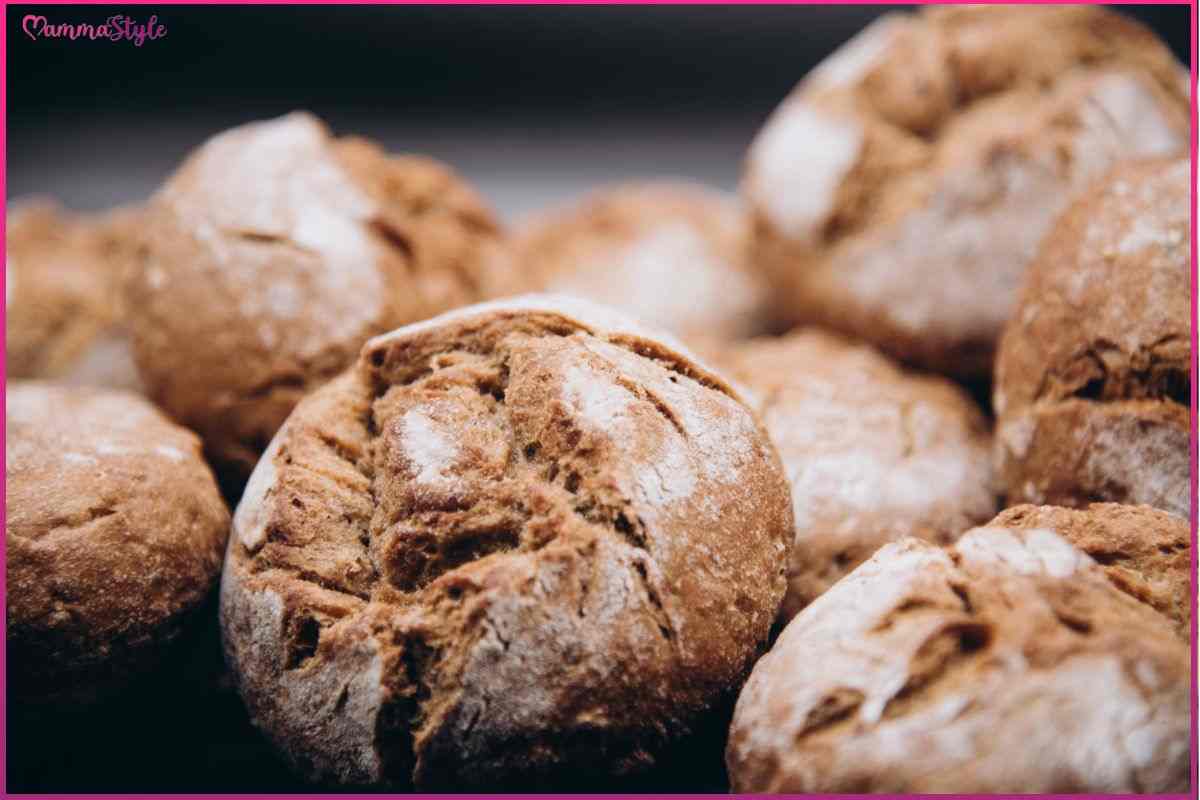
715,330,996,621
993,503,1190,639
5,383,230,706
727,525,1189,793
125,112,506,480
220,295,792,788
744,6,1189,377
994,158,1189,517
6,200,144,390
506,182,769,343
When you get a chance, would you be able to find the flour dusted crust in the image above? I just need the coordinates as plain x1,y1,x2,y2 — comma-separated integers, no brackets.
744,5,1189,376
6,383,229,706
508,182,769,342
6,200,144,391
219,294,792,788
726,525,1189,793
125,112,507,479
994,158,1189,518
715,330,995,621
994,503,1190,640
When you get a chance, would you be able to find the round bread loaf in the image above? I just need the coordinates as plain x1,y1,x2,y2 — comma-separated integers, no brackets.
744,5,1188,376
6,200,143,390
125,111,507,480
507,182,768,343
6,383,230,706
219,295,792,789
993,503,1190,639
727,525,1189,793
994,158,1189,518
715,330,995,622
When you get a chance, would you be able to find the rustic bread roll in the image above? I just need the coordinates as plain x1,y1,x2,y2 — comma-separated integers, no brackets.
6,383,229,706
744,5,1189,376
727,525,1189,793
715,330,995,621
6,200,143,390
220,295,792,789
993,503,1190,639
125,111,507,480
994,158,1189,518
507,182,769,343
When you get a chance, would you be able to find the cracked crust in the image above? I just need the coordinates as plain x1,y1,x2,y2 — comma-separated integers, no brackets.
505,182,769,343
125,112,507,481
5,383,230,706
994,158,1189,518
219,294,792,788
744,6,1189,377
726,525,1189,793
714,330,996,622
993,503,1190,640
6,199,144,390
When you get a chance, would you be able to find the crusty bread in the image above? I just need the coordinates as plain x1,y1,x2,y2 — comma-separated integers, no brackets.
744,5,1189,377
506,182,769,343
6,200,143,390
727,525,1189,793
993,503,1190,639
6,382,230,706
125,112,508,481
715,329,996,621
219,295,792,788
994,158,1189,518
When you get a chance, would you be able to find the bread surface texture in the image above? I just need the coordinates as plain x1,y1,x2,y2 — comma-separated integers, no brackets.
994,157,1189,518
993,503,1190,639
508,181,768,343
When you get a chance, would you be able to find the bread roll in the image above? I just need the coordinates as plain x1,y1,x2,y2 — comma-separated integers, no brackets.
715,330,995,621
6,200,143,390
125,112,507,480
6,382,229,706
727,525,1189,792
220,295,792,788
744,6,1188,376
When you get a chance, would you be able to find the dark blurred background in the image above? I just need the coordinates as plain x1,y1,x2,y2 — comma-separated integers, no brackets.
5,4,1192,793
6,4,1191,222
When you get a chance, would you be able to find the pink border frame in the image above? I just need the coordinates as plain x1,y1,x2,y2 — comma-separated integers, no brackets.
0,1,1196,797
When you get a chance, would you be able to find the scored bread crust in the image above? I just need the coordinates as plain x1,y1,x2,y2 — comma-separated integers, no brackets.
994,158,1189,518
507,182,769,342
6,383,230,706
715,330,996,622
744,5,1189,376
993,503,1190,639
219,295,792,788
126,112,507,479
726,525,1189,793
